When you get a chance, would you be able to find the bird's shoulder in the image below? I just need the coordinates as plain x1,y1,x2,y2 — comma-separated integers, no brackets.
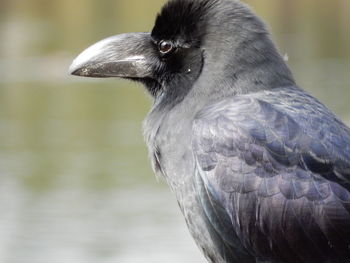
192,86,350,189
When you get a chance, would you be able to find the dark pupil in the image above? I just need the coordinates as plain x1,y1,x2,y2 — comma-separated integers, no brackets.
160,41,173,53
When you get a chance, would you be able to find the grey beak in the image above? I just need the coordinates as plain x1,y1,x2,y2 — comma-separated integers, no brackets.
69,33,155,78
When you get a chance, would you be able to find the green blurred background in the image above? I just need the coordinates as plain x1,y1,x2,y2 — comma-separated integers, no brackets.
0,0,349,262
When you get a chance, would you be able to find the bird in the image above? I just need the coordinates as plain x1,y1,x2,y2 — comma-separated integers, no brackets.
69,0,350,262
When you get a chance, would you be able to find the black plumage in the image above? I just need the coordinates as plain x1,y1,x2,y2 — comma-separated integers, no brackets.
70,0,350,262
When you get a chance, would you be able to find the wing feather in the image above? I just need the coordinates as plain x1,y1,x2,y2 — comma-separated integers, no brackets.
192,88,350,262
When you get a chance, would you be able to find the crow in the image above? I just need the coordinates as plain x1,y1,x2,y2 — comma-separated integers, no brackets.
69,0,350,262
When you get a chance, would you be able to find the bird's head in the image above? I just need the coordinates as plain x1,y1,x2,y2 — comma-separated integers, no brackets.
70,0,295,105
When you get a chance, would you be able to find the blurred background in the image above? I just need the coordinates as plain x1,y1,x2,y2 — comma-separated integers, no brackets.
0,0,349,262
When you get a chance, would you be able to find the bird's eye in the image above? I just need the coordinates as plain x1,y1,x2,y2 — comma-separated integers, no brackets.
158,40,176,56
